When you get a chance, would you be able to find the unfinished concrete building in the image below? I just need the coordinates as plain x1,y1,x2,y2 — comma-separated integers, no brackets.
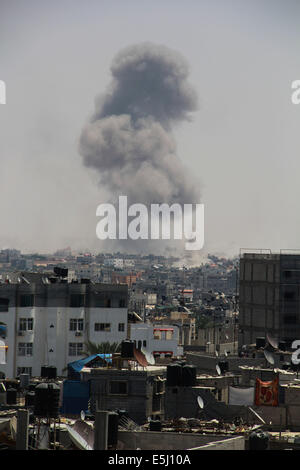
239,251,300,349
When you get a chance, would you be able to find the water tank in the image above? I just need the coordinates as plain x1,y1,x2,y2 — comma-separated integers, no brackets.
256,337,266,349
149,420,162,431
249,430,269,450
6,388,17,405
46,366,57,379
121,340,134,358
108,412,119,447
25,391,35,407
166,363,182,387
182,365,197,386
41,366,48,378
34,383,60,418
218,361,229,374
20,374,30,389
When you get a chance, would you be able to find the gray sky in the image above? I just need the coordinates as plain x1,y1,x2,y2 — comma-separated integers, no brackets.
0,0,300,257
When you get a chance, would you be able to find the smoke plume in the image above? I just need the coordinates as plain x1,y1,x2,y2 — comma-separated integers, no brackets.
79,42,201,253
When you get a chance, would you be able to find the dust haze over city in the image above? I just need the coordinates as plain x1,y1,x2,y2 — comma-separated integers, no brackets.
1,0,300,260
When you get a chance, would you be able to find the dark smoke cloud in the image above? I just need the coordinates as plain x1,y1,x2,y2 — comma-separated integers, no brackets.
79,42,201,252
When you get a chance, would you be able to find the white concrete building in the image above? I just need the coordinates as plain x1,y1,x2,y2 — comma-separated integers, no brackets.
0,273,128,378
130,323,183,357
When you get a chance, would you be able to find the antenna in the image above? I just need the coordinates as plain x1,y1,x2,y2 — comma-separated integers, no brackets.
248,407,266,425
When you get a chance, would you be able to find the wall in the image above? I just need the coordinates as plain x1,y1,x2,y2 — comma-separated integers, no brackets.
117,430,244,450
190,436,245,450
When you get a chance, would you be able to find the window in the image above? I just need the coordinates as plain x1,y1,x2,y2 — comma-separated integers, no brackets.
152,395,161,412
18,343,33,356
20,294,34,307
119,299,126,308
118,323,125,332
284,315,297,325
69,319,84,331
19,318,34,331
143,340,147,347
284,291,295,301
166,330,174,340
0,298,9,312
95,323,111,332
68,343,83,356
105,298,111,308
70,294,85,308
17,367,32,377
138,340,142,349
109,381,128,395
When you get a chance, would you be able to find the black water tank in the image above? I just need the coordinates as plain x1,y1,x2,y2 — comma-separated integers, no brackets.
182,365,197,386
46,366,57,379
149,420,162,431
34,382,60,418
256,337,266,349
166,363,182,386
41,366,48,378
108,412,119,447
249,430,269,450
25,391,35,407
121,340,134,358
218,361,229,374
6,388,17,405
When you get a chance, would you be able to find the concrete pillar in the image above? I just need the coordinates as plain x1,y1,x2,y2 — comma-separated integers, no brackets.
94,410,108,450
16,409,29,450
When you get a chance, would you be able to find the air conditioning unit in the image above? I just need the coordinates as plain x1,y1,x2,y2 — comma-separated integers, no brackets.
75,331,82,336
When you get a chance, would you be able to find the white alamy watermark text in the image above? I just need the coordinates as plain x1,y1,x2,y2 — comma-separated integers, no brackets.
96,196,204,251
0,80,6,104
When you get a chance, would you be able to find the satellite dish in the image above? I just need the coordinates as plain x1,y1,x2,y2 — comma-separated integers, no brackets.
224,350,228,357
215,350,219,358
264,349,275,366
197,396,204,409
142,347,155,365
266,333,278,350
80,410,86,421
216,364,221,376
225,335,229,340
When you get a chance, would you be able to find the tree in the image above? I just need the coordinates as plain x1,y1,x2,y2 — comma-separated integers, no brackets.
83,340,121,356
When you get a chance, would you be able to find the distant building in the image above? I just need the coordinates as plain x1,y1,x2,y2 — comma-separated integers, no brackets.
112,271,141,288
130,323,183,358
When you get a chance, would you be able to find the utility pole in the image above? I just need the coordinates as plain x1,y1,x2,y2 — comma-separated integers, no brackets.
94,410,108,450
16,409,29,450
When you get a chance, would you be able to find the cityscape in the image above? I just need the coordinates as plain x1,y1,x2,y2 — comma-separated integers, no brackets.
1,0,300,457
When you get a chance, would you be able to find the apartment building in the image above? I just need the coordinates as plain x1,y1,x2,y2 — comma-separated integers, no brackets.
0,273,128,378
239,251,300,349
